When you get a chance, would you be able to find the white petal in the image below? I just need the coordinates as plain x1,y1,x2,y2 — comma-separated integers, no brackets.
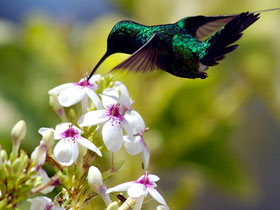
134,195,145,210
53,139,79,166
102,120,123,152
147,188,167,206
55,123,72,133
122,119,133,137
142,145,150,170
89,74,101,83
58,86,86,107
76,137,102,156
78,110,109,127
148,174,160,182
36,169,55,194
106,182,134,194
85,88,103,109
124,110,145,134
52,206,66,210
123,136,143,155
127,184,147,198
101,89,119,108
28,196,52,210
48,83,73,95
114,81,131,109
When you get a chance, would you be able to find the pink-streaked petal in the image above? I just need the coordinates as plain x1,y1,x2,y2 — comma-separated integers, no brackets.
124,110,145,134
89,74,101,83
106,182,134,194
58,86,86,107
127,184,147,198
147,188,167,206
142,145,150,170
114,81,131,109
53,139,79,166
102,120,123,152
148,174,160,182
101,89,119,108
48,83,73,95
122,119,133,137
76,137,102,156
78,110,109,127
123,136,143,155
84,88,103,109
134,195,145,210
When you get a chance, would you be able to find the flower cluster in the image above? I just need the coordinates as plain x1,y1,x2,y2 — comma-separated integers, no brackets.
0,75,168,210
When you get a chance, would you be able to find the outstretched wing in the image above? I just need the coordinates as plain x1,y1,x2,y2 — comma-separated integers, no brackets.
111,33,165,73
177,14,238,40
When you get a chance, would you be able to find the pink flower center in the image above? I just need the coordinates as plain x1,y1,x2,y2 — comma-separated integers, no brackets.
137,174,153,187
75,78,94,88
107,104,124,122
61,127,79,139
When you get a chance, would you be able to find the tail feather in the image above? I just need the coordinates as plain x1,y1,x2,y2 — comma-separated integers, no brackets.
200,12,260,66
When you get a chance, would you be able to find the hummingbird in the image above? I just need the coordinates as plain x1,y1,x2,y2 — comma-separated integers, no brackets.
87,11,262,79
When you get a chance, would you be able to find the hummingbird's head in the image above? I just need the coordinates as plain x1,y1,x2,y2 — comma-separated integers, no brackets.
106,20,143,55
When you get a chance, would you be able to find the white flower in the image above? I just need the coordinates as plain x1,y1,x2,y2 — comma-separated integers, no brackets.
28,196,65,210
78,90,133,152
124,134,150,170
39,123,102,166
32,168,55,194
48,75,102,112
106,172,168,210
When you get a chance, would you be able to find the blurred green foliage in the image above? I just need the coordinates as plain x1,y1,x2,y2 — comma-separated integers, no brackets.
0,0,279,209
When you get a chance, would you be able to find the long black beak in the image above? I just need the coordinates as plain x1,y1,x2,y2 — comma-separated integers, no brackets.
87,52,110,80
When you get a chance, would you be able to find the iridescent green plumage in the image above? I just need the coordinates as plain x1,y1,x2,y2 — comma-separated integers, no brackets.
88,12,260,79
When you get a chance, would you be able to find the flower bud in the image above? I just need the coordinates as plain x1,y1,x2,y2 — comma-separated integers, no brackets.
49,94,67,121
88,166,103,190
88,166,112,206
31,143,47,166
41,129,54,149
0,149,7,164
157,205,169,210
11,120,26,157
106,201,119,210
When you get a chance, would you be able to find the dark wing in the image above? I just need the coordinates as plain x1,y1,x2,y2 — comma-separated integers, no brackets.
177,15,238,40
111,33,164,73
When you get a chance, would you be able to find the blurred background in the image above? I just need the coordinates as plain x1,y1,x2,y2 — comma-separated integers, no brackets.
0,0,280,209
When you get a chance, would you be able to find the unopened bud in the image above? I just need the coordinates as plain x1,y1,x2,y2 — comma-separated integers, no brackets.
31,143,47,166
106,201,119,210
11,120,26,158
88,166,112,206
41,129,54,149
88,166,103,190
157,205,169,210
49,94,66,121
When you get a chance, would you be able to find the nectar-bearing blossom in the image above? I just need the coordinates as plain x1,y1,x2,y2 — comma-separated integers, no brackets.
124,133,150,170
78,89,133,152
39,123,102,166
48,75,102,112
106,172,168,210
